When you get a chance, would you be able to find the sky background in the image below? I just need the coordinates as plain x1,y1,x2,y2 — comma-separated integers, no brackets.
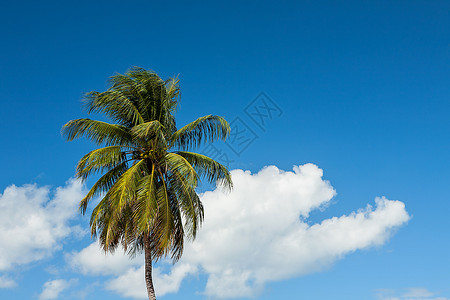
0,0,449,299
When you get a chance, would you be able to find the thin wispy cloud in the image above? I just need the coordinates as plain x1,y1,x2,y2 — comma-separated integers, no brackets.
377,287,450,300
0,275,16,288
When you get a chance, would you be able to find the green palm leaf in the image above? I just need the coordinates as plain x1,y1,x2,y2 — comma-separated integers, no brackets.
84,89,144,126
176,151,232,190
131,120,167,146
134,164,158,233
76,145,132,180
78,161,129,214
171,115,230,149
62,119,133,146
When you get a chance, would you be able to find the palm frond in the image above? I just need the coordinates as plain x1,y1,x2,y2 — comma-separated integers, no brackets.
165,153,198,187
133,164,158,233
79,161,129,214
165,76,180,103
164,153,203,256
76,146,131,180
152,171,174,258
176,151,232,190
171,115,230,150
62,119,133,146
119,67,178,132
166,185,185,262
130,120,166,146
84,88,144,126
167,174,203,243
90,160,146,246
107,159,147,217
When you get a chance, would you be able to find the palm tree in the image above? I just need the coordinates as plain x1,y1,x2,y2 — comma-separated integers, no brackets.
62,67,232,300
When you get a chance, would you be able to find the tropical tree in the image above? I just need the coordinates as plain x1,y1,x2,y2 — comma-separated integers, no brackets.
62,67,232,300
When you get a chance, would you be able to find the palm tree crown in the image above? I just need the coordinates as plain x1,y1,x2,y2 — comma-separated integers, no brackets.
62,67,232,299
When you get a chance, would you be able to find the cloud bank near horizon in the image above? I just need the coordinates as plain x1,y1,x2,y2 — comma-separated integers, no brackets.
69,163,411,299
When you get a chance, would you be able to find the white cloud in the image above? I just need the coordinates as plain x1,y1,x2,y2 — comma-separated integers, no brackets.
0,275,16,288
68,242,142,276
70,164,410,299
0,179,85,279
105,266,145,299
105,263,197,298
404,288,436,298
69,241,197,299
377,288,450,300
39,279,74,300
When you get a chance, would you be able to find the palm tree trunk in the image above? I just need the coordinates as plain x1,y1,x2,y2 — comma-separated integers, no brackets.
144,236,156,300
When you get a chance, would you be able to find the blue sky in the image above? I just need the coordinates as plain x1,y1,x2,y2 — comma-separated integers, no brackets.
0,0,449,299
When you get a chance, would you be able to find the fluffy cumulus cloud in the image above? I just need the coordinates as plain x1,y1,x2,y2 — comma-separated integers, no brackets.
183,164,410,298
70,164,410,299
39,279,74,300
68,242,197,298
106,263,197,298
377,288,450,300
0,179,85,285
68,241,142,276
